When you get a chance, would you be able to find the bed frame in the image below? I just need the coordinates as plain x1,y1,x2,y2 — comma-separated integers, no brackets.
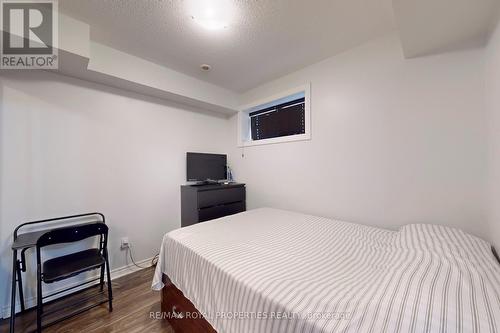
161,274,216,332
160,248,500,332
493,246,500,265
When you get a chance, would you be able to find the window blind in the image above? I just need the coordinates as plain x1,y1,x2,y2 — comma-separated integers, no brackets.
249,97,305,140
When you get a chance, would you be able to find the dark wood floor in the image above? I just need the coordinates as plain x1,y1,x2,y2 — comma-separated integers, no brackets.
1,267,174,333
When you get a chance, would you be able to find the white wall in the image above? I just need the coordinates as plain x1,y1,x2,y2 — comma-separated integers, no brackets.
230,33,488,238
0,71,230,315
486,19,500,250
0,29,494,318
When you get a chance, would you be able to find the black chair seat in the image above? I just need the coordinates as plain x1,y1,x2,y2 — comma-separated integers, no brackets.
42,248,105,283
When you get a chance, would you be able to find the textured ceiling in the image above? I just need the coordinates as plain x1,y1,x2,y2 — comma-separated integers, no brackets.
59,0,396,92
394,0,500,58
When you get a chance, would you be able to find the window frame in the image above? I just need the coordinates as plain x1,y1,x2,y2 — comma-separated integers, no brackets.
237,83,311,147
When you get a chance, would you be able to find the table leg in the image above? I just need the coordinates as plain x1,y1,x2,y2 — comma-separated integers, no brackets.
9,250,17,333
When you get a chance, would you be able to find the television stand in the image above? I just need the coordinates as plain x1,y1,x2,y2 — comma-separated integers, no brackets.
191,180,220,186
180,183,246,227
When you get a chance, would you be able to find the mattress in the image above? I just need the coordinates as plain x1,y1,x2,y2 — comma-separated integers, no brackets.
152,208,500,333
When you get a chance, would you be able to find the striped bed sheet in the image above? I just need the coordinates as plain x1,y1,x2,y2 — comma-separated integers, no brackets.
152,208,500,333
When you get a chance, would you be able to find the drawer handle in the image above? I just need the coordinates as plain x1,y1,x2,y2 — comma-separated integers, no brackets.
172,305,184,319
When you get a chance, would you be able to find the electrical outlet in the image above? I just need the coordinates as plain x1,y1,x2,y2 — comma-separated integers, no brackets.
121,237,130,250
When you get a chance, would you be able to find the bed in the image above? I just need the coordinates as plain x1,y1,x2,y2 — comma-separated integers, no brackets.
152,208,500,333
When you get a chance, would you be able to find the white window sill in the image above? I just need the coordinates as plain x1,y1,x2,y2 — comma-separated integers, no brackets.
238,132,311,147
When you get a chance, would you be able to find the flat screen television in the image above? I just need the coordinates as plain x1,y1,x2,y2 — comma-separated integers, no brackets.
186,152,227,183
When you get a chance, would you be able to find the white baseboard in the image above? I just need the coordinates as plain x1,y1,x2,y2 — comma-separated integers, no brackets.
1,256,155,319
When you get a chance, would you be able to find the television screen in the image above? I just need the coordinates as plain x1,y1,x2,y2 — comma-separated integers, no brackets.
187,152,227,182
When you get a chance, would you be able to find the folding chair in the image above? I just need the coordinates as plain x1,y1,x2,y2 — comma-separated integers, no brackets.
35,221,112,332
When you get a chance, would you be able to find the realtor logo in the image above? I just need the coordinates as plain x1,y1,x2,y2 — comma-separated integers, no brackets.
1,0,58,69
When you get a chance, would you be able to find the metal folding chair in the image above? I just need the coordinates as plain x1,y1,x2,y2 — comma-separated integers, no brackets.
35,221,112,332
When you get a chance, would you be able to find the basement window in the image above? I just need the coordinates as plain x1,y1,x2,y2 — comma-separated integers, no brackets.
250,97,305,140
238,84,311,147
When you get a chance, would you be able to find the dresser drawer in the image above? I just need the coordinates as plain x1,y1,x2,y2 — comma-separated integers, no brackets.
199,201,245,222
181,183,246,227
197,187,245,208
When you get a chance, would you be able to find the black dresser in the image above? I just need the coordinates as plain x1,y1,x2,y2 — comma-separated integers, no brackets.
180,183,246,227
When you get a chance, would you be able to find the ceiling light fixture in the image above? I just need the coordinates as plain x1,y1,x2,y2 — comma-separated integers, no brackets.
186,0,235,31
191,15,228,30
